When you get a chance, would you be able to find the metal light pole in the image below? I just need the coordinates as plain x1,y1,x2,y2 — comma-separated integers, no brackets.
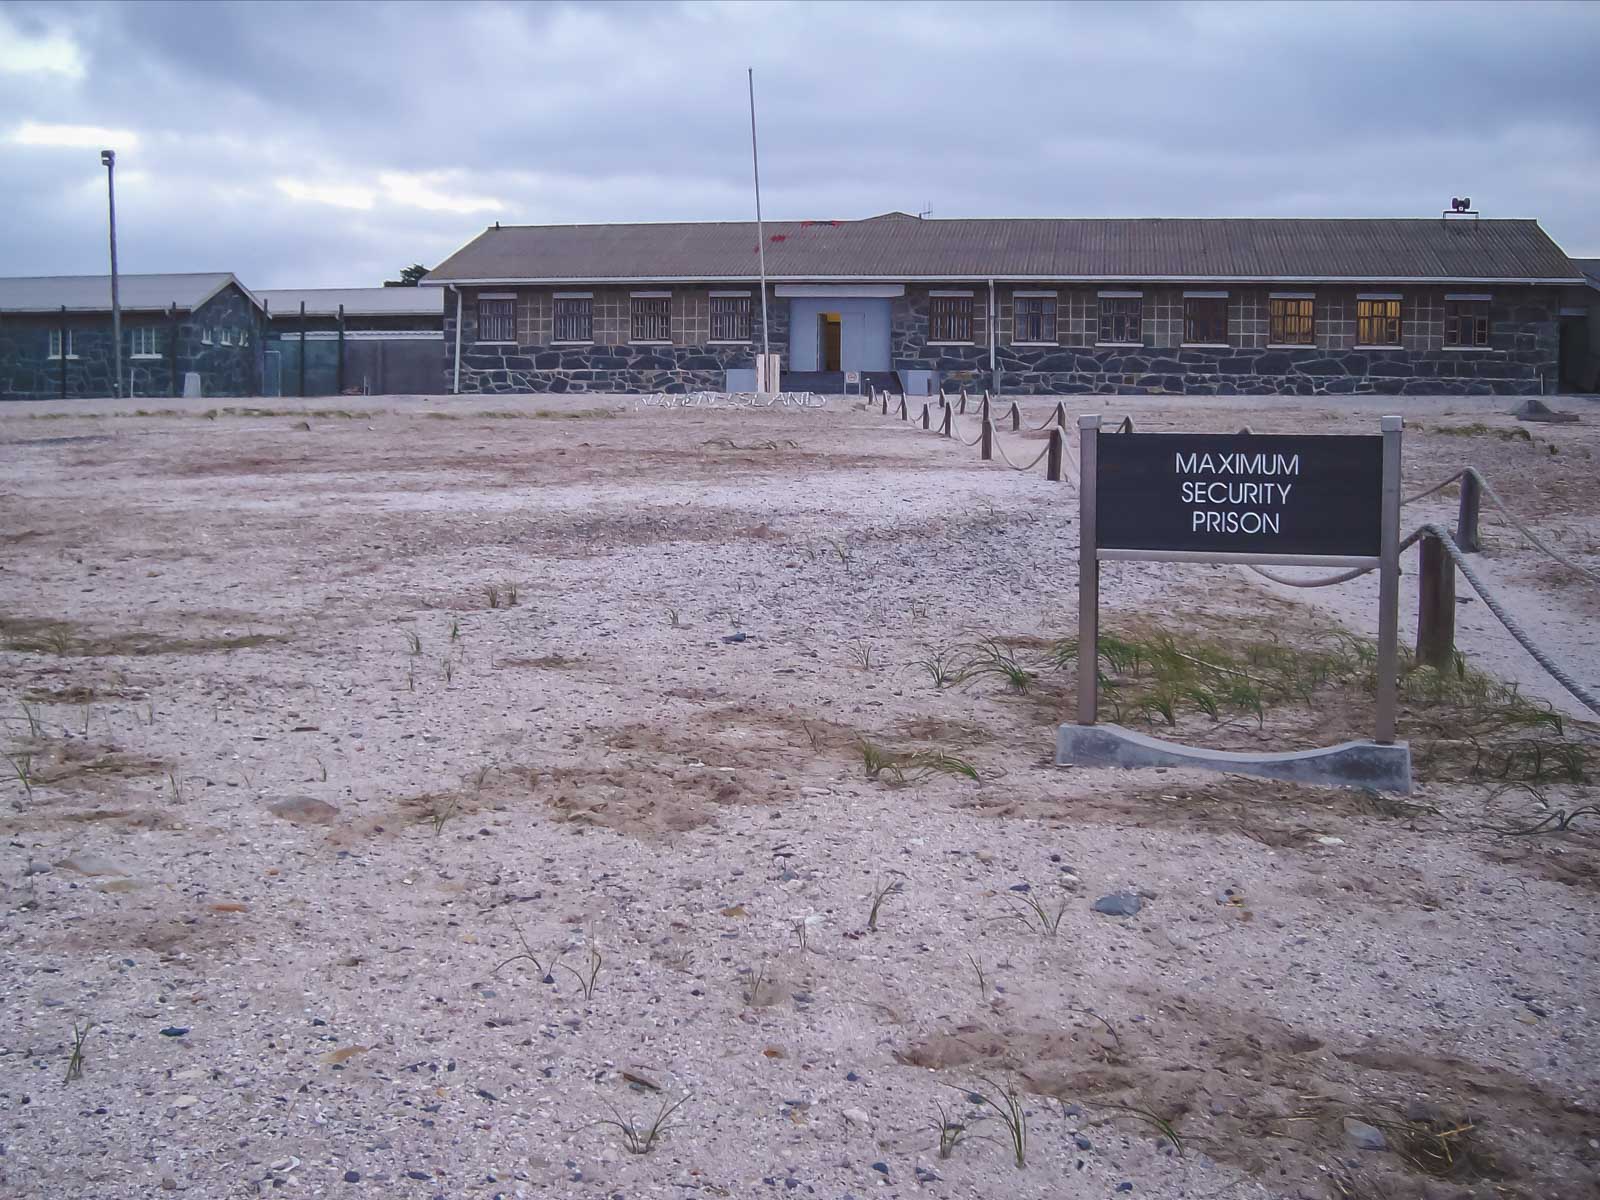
101,149,123,399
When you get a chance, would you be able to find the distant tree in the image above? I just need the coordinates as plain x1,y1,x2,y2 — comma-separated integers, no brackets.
384,263,429,287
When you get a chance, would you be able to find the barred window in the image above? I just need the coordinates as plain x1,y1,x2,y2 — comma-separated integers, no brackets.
1097,297,1142,344
1268,297,1315,346
553,297,592,342
477,297,516,342
709,295,752,342
1444,299,1489,347
929,295,974,342
131,327,160,356
1356,298,1402,347
1183,297,1229,345
631,296,671,342
1013,296,1057,343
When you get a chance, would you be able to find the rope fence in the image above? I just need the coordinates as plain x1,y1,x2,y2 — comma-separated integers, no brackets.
868,387,1598,713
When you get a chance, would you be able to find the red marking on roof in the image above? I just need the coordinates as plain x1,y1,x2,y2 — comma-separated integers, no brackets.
770,234,787,242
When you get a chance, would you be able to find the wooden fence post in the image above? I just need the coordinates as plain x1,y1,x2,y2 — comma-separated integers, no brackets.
920,402,930,430
959,387,967,415
1046,426,1063,481
1008,401,1020,432
1416,533,1456,670
899,395,908,421
1456,471,1482,553
981,418,993,461
940,405,952,437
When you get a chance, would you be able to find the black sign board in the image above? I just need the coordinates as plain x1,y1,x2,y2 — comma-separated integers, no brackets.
1096,432,1383,558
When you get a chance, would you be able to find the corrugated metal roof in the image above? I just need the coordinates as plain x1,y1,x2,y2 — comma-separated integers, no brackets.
1574,258,1600,291
257,286,444,318
0,272,255,313
424,216,1582,284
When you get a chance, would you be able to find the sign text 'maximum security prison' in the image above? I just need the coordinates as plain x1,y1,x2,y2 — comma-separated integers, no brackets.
1176,449,1302,534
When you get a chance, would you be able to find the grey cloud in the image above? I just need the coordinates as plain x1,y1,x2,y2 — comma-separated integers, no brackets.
0,0,1596,289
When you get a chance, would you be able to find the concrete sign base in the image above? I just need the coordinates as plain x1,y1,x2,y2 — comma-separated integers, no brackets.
1056,723,1412,794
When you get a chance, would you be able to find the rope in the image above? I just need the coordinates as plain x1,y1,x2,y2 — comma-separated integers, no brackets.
1420,524,1600,715
1031,404,1068,432
990,427,1053,472
949,414,985,447
1245,528,1426,587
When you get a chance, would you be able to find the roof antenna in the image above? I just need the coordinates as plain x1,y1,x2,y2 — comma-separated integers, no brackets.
917,202,932,220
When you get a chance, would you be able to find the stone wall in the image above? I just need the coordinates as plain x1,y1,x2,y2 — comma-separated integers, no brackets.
0,283,261,401
443,285,786,394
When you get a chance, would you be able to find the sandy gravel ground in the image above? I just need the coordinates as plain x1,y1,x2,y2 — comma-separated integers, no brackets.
0,392,1596,1200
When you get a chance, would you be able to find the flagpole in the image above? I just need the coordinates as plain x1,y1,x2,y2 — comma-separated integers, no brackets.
748,67,771,386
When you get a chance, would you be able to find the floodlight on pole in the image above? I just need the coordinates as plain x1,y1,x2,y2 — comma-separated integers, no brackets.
101,148,123,399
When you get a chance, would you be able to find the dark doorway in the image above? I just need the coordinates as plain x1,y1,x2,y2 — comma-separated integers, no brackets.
1557,315,1594,393
818,312,842,371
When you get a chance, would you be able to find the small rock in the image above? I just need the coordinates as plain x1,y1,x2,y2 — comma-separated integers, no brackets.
914,1166,941,1183
343,1169,362,1183
173,1095,199,1109
843,1107,869,1126
267,796,339,825
159,1026,190,1037
1007,883,1031,893
1092,892,1142,917
1316,836,1345,846
56,853,129,877
1343,1117,1387,1151
1074,1134,1093,1150
22,861,52,876
721,633,747,644
1116,1184,1134,1193
161,1178,177,1192
869,1161,889,1176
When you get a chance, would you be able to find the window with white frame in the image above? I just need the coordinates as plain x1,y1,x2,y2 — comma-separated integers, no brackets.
709,295,752,342
1097,295,1143,344
1013,294,1057,343
201,326,213,345
631,294,671,342
553,296,593,342
221,327,235,346
1268,296,1315,346
1444,298,1490,347
240,328,250,347
48,329,76,359
131,327,161,357
477,296,516,342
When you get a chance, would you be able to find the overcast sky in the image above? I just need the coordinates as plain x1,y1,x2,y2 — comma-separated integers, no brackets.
2,0,1597,288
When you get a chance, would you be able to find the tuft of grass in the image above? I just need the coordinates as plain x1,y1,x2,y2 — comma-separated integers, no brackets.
847,638,877,670
505,580,519,606
1088,1100,1185,1157
739,958,772,1007
967,953,989,998
493,919,556,983
19,701,43,738
561,944,603,999
65,1020,92,1083
958,1075,1027,1168
441,658,454,684
858,738,979,786
933,1100,981,1159
5,751,35,804
1000,888,1068,937
964,638,1036,693
912,646,967,689
664,606,682,628
449,618,461,643
404,629,422,656
428,794,460,834
823,537,854,567
867,875,905,932
595,1094,690,1155
485,584,501,609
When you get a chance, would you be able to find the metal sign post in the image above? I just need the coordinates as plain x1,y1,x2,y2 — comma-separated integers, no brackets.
1077,414,1100,726
1064,414,1411,791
